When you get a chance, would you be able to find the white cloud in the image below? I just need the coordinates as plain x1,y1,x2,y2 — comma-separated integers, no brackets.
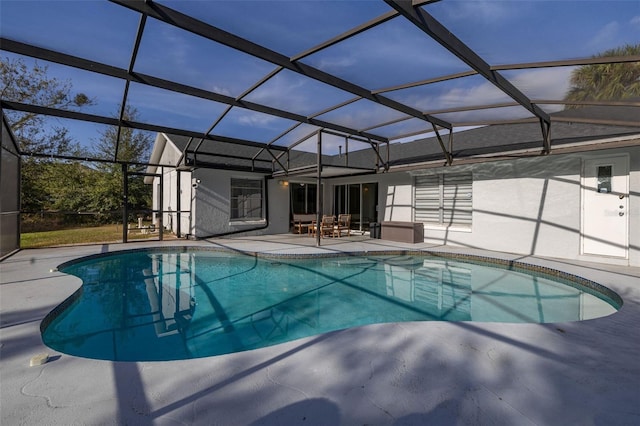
587,21,621,50
210,85,233,97
395,67,574,124
313,55,357,72
508,67,575,100
630,15,640,27
244,74,309,112
236,110,279,127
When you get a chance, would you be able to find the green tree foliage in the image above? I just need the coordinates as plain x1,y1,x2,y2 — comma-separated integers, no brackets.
90,106,153,221
1,56,94,214
2,56,153,228
1,56,93,154
566,44,640,105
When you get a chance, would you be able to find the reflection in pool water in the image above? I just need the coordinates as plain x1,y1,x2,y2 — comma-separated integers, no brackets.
41,250,618,361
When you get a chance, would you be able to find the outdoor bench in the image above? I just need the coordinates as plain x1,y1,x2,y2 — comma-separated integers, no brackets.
292,214,317,234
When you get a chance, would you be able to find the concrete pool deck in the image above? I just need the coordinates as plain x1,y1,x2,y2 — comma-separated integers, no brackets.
1,235,639,425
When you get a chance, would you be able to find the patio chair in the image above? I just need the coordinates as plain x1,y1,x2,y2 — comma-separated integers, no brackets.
320,215,336,238
335,214,351,237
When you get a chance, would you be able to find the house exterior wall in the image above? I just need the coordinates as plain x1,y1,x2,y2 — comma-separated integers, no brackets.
151,133,638,266
150,140,193,236
377,144,640,267
190,168,289,238
159,169,192,236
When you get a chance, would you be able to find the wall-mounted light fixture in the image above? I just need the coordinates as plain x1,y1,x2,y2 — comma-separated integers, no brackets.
279,180,289,187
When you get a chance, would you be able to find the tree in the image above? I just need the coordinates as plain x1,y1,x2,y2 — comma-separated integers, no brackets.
1,56,94,215
89,106,153,222
565,44,640,105
1,56,92,154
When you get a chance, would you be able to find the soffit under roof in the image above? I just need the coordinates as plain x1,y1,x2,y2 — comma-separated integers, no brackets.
0,0,638,170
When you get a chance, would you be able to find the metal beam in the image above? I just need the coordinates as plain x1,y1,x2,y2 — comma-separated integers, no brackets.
1,100,289,151
19,150,175,168
195,67,285,170
1,37,388,143
533,99,640,107
319,128,383,145
424,102,520,116
291,10,399,62
447,118,539,127
413,0,442,6
252,122,303,173
115,12,147,162
131,73,390,142
422,99,640,116
184,159,272,174
110,0,452,130
185,150,273,164
384,0,550,126
492,55,640,71
431,123,452,165
193,106,232,153
355,54,640,96
373,70,477,94
551,116,640,128
196,66,284,154
360,116,413,132
540,119,551,154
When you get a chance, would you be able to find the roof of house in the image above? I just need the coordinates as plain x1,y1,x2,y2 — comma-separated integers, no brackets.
153,104,639,176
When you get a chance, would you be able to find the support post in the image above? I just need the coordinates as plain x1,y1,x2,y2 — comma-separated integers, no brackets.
540,119,552,154
316,130,322,247
122,163,128,243
176,170,181,238
345,136,349,167
159,167,164,241
432,123,452,166
386,140,390,171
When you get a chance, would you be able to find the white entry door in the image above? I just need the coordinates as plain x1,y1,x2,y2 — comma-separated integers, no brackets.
581,156,629,258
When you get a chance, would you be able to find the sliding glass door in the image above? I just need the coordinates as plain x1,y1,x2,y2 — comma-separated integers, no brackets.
334,183,377,231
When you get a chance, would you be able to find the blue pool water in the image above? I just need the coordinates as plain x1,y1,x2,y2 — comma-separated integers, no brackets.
42,250,619,361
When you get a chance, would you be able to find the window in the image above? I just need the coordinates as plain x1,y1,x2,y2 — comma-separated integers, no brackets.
597,165,612,193
414,173,472,227
291,183,317,214
230,178,263,220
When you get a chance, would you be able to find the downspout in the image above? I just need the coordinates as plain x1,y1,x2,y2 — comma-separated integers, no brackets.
196,175,271,239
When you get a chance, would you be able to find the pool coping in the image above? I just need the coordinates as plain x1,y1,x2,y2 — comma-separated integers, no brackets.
2,236,639,425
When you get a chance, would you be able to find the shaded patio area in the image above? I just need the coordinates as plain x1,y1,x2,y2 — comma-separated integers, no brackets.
1,237,639,425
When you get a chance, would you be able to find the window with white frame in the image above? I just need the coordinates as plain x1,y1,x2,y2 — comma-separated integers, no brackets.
230,178,263,221
414,173,472,227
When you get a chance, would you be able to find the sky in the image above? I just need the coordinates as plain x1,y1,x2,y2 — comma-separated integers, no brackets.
1,0,639,156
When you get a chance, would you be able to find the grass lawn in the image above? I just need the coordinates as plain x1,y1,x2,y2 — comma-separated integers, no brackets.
21,224,170,248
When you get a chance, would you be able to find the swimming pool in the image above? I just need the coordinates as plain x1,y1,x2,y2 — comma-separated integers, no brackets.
41,249,620,361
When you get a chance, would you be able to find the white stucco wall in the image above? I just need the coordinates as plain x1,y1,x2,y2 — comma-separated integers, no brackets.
190,169,289,238
149,137,194,237
377,144,640,266
158,133,638,266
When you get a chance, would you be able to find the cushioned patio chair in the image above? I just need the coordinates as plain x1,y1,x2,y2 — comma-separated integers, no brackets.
320,215,336,238
335,214,351,237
